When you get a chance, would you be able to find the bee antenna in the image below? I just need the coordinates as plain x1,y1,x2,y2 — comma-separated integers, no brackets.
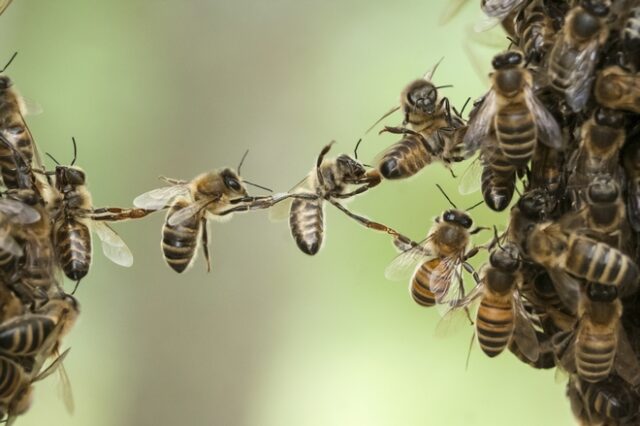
425,56,445,80
465,200,484,211
364,106,400,135
45,152,61,166
435,183,457,209
353,138,363,160
237,149,249,175
458,97,471,117
243,180,273,193
435,84,454,90
70,137,78,166
0,51,17,73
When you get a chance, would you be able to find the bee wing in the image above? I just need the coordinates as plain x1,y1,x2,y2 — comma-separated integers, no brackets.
0,0,12,16
57,356,75,414
434,256,471,314
35,348,71,382
480,0,526,19
439,0,468,25
457,157,483,195
615,327,640,386
92,222,134,267
435,282,484,338
269,175,313,222
512,295,540,362
523,86,563,150
565,41,599,112
384,238,434,281
0,229,22,257
0,198,40,224
20,96,43,116
133,185,190,210
547,269,580,314
551,329,577,377
463,90,497,155
167,198,214,227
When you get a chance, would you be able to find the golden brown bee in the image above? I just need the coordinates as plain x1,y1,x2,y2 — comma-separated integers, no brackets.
385,203,482,309
464,50,562,168
594,65,640,114
515,0,557,63
569,375,639,425
547,0,610,111
507,188,558,257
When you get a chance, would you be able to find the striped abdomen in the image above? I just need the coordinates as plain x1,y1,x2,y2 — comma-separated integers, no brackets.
566,236,639,290
410,258,447,307
575,323,616,383
54,218,92,281
0,115,34,189
519,0,553,62
0,356,23,400
289,198,323,255
21,239,55,290
481,164,515,212
0,315,55,356
548,41,578,93
0,247,16,278
378,135,432,180
162,199,201,273
495,102,536,167
476,293,514,357
576,378,636,421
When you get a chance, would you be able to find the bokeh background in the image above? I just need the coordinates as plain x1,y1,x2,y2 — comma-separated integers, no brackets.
2,0,574,425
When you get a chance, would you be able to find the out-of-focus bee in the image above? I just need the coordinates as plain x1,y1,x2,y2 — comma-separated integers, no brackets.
554,283,640,386
47,140,146,287
527,219,640,297
385,191,483,310
623,134,640,232
547,0,610,112
272,143,394,255
460,242,540,361
0,52,43,189
595,65,640,114
476,0,528,32
0,197,40,278
515,0,557,63
622,4,640,71
569,375,639,425
464,50,562,168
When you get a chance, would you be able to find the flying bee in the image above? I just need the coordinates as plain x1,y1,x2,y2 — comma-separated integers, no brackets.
594,65,640,114
46,139,147,288
570,375,639,425
385,187,484,310
547,0,610,112
554,283,640,386
464,50,562,169
515,0,556,64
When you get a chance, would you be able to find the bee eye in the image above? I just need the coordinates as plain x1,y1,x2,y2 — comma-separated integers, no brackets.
224,176,242,192
461,217,473,229
67,169,85,185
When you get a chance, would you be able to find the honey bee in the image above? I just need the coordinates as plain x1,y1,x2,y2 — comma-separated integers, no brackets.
515,0,557,63
594,65,640,114
623,134,640,232
622,4,640,71
507,188,559,257
554,283,640,386
47,140,147,288
547,0,610,112
570,375,639,425
464,50,562,168
509,330,556,369
526,219,640,296
385,190,483,310
476,0,528,32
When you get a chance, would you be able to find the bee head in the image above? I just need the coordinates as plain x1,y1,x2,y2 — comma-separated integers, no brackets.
442,209,473,229
489,243,520,272
56,165,86,187
594,108,624,128
517,189,555,221
586,282,618,303
587,176,618,203
406,80,439,115
572,2,606,39
336,155,366,180
220,169,247,195
581,0,609,18
0,76,11,90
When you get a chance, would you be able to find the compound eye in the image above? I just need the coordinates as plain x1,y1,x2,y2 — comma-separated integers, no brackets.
460,216,473,229
443,211,456,223
224,176,242,192
506,51,523,65
67,169,86,185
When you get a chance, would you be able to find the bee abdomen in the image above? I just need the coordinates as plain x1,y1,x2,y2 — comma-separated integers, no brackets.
481,166,515,212
410,258,444,307
576,333,616,383
162,201,201,273
495,105,536,166
55,219,92,281
567,237,639,289
289,198,323,255
378,136,431,179
476,299,514,357
0,315,55,356
0,356,22,398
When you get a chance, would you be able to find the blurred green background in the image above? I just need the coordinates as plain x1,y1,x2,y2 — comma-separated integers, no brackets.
2,0,573,425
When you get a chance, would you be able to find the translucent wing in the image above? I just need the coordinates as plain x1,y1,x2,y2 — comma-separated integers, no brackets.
434,256,471,313
512,295,540,362
463,90,497,155
565,41,599,112
615,327,640,386
0,0,12,16
35,348,70,382
523,86,563,149
0,228,22,256
167,198,215,227
547,269,580,315
458,157,483,195
435,282,483,338
384,238,433,281
439,0,468,25
0,198,40,224
92,222,133,267
473,15,500,32
551,329,577,376
480,0,526,19
133,185,190,210
20,96,43,116
269,175,313,222
57,357,75,414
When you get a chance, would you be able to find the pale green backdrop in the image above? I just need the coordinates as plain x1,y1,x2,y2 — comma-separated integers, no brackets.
2,0,573,425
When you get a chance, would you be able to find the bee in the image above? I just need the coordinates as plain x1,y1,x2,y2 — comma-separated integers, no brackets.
554,283,640,386
515,0,557,63
547,0,610,112
0,52,43,189
509,330,556,369
622,4,640,71
507,187,559,256
526,219,640,295
47,140,146,288
570,375,639,424
0,197,40,279
476,0,528,32
462,242,540,361
623,134,640,232
464,50,562,169
385,188,483,309
580,176,627,249
594,65,640,114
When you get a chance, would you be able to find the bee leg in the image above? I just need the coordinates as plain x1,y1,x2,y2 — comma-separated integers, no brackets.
440,97,453,126
327,199,407,240
71,280,81,295
89,207,155,221
201,218,211,273
315,141,336,188
218,193,318,216
469,226,489,236
462,261,480,285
